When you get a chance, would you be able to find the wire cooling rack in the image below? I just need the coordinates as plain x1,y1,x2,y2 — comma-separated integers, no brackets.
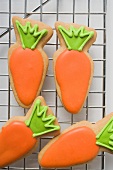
0,0,107,170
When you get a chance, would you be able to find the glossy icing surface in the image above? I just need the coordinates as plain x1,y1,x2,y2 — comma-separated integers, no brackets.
16,20,47,49
40,126,99,168
10,46,44,106
25,99,60,137
96,117,113,150
0,121,36,167
58,25,94,51
55,49,92,113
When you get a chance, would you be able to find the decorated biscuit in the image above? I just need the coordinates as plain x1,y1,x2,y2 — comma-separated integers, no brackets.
8,16,53,108
38,112,113,168
54,22,97,114
0,96,60,168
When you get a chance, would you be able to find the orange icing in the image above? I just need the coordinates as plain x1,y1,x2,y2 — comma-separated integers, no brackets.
0,121,37,167
40,127,99,168
10,46,44,106
55,49,92,113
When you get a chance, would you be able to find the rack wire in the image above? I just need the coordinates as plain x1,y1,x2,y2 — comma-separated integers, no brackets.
0,0,107,169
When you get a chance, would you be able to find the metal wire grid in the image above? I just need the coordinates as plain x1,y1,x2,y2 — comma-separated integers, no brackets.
0,0,107,170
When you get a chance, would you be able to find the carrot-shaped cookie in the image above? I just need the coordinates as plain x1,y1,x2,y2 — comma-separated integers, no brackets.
54,22,97,114
38,112,113,168
8,16,53,108
0,96,60,168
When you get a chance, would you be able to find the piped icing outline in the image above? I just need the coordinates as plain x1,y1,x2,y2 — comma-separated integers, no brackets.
96,117,113,151
58,25,94,51
16,20,47,49
25,99,60,137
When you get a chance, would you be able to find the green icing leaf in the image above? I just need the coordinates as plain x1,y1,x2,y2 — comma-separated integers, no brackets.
58,25,94,51
25,99,60,137
16,20,48,49
110,134,113,140
96,117,113,151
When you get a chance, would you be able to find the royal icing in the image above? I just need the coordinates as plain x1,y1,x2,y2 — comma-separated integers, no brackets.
40,126,99,168
16,20,47,49
25,99,60,137
96,117,113,150
55,49,92,113
0,121,36,167
58,25,94,51
9,47,44,106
